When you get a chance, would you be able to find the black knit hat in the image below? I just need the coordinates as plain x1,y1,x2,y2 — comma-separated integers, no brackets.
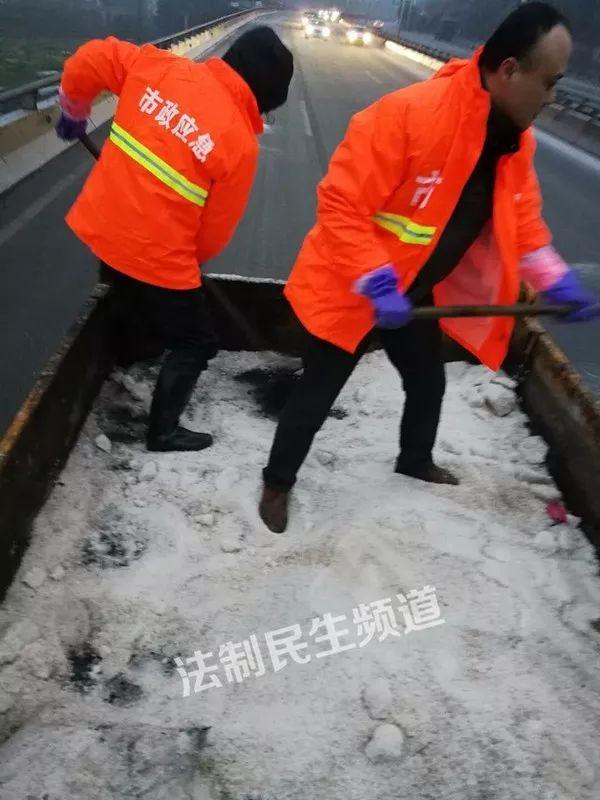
222,26,294,114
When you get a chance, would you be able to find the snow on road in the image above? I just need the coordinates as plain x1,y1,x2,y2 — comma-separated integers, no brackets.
1,350,599,800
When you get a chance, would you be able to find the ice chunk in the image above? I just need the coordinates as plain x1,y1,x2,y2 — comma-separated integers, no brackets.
22,567,47,590
484,384,516,417
94,434,112,453
365,723,405,763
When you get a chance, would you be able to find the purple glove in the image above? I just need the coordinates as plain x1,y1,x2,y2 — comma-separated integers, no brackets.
55,113,88,141
56,87,90,141
355,265,413,328
542,271,600,322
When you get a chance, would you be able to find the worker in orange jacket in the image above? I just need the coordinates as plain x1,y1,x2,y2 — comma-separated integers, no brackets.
56,27,293,451
259,2,599,533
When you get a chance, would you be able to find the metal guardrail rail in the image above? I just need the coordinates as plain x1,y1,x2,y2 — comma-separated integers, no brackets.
384,31,600,121
0,10,253,116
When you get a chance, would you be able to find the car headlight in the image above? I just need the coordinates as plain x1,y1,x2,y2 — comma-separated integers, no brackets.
305,23,314,34
322,26,331,37
347,30,358,42
363,32,373,44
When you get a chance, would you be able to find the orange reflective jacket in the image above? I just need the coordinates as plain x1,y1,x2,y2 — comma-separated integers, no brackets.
285,49,551,370
62,38,263,289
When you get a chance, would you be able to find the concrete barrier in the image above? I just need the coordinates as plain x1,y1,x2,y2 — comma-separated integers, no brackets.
384,40,444,71
536,105,600,158
578,118,600,154
542,107,591,140
0,95,118,194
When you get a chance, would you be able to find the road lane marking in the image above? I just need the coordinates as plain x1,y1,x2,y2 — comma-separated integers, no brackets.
259,144,284,154
300,100,313,138
294,58,329,173
0,166,86,249
366,70,383,84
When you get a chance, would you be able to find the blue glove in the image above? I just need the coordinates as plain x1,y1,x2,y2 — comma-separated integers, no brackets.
542,271,600,322
355,265,413,328
55,113,88,142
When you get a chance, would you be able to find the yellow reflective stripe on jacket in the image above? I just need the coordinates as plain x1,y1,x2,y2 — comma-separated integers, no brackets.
373,212,436,246
109,122,209,207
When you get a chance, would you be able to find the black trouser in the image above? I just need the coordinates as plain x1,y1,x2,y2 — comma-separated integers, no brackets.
262,315,446,492
100,264,218,432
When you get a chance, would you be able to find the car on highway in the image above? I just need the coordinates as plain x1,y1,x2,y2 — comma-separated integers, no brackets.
304,14,332,41
345,25,373,46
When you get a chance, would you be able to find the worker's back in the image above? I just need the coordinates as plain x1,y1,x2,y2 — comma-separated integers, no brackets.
63,40,263,289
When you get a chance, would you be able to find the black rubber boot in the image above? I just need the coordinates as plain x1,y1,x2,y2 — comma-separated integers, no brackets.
147,356,213,453
147,427,213,452
395,457,459,485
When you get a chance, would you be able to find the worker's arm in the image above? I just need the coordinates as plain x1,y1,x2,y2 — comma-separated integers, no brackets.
196,144,258,265
515,134,562,291
59,37,141,114
316,93,408,283
517,136,599,321
516,161,574,292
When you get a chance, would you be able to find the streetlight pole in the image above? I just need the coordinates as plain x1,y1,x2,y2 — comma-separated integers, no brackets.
405,0,413,32
397,0,405,37
137,0,143,43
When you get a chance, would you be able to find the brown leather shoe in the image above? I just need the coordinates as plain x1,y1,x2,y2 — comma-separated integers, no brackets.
395,461,460,485
259,485,289,533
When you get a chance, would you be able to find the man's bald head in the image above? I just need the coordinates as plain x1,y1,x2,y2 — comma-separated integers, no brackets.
480,2,572,130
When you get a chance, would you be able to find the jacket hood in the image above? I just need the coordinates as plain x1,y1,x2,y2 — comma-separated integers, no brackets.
222,26,294,114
